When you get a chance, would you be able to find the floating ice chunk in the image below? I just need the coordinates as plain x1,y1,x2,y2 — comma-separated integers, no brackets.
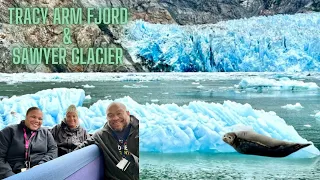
151,99,159,102
315,112,320,120
236,77,319,91
281,103,304,110
85,95,92,100
103,95,112,98
82,84,95,88
304,124,311,128
0,88,85,127
123,84,148,88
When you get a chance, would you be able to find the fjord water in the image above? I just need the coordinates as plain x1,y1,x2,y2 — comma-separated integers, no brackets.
140,152,320,179
0,74,319,179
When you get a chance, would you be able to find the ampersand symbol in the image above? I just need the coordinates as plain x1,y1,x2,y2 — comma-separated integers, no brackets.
63,28,72,45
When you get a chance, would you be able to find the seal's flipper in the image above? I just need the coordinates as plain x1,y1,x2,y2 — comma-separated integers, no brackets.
299,143,311,149
293,143,311,151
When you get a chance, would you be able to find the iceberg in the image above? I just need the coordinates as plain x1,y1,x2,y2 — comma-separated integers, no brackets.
315,112,320,120
0,88,85,128
281,103,304,111
1,88,319,158
235,77,319,91
85,95,92,100
137,100,320,158
82,84,95,88
121,13,320,72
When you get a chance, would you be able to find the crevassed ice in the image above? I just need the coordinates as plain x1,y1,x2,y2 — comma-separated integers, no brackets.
0,88,319,158
121,13,320,72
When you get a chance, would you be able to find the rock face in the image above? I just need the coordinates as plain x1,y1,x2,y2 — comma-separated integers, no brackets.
0,0,319,72
0,0,146,72
159,0,319,25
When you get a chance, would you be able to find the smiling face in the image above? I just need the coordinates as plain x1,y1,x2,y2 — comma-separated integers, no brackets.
222,132,236,145
25,109,43,131
107,102,130,132
66,111,79,128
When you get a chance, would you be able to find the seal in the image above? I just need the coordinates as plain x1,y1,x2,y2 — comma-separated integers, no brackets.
222,131,311,157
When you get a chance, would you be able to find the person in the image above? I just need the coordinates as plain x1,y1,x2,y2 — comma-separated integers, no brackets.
0,107,58,179
50,105,89,157
76,102,139,180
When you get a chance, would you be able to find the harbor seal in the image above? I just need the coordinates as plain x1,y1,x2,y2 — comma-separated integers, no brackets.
222,131,311,157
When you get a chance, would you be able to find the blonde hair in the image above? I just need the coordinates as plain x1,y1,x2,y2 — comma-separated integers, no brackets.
66,105,78,115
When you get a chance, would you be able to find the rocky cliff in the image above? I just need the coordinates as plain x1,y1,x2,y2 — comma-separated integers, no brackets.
0,0,318,73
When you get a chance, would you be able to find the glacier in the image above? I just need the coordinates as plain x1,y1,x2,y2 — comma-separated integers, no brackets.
1,88,319,158
121,13,320,72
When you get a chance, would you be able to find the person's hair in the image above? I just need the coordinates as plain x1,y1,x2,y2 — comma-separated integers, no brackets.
66,105,78,115
26,107,41,115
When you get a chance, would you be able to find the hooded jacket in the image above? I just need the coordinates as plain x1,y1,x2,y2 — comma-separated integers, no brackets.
0,121,58,179
77,115,139,180
50,120,89,157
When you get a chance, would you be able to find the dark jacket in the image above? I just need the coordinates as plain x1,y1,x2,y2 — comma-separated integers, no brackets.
50,121,89,157
0,121,58,179
77,115,139,180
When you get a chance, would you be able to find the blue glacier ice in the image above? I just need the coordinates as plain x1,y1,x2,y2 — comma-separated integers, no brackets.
121,13,320,72
0,88,85,128
0,88,319,158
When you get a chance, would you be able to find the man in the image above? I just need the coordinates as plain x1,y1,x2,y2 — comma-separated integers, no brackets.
77,102,139,180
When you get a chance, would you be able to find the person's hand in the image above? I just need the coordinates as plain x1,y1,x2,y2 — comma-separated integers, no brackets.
125,154,134,163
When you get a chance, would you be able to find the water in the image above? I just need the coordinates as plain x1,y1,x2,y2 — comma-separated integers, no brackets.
140,153,320,180
1,73,320,179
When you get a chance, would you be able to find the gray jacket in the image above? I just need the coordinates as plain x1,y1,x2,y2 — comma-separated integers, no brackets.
0,121,58,179
77,115,139,180
50,121,89,157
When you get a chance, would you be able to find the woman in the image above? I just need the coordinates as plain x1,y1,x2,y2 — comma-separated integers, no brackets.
0,107,58,179
50,105,89,157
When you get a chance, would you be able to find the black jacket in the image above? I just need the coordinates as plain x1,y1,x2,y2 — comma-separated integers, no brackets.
0,121,58,179
50,121,89,157
77,115,139,180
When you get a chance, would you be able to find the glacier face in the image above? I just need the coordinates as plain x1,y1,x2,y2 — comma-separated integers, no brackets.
121,13,320,72
0,88,319,158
